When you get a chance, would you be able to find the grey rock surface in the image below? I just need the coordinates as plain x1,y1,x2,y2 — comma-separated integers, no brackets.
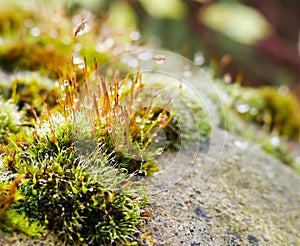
140,128,300,245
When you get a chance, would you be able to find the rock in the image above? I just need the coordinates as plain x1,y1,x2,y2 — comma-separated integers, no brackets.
141,128,300,245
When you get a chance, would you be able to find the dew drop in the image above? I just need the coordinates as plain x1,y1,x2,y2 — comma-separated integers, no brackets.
237,104,249,113
64,80,69,87
271,136,280,147
65,105,71,112
155,148,164,155
194,52,204,66
77,63,85,69
138,51,152,61
223,73,232,84
128,58,139,68
250,107,258,115
183,65,192,77
30,27,41,37
135,116,142,123
49,29,58,38
130,31,140,41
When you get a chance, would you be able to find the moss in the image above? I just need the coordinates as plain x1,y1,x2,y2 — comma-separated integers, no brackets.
0,98,24,143
3,113,145,244
0,2,210,243
223,83,300,140
0,41,70,77
0,62,184,243
258,87,300,138
0,209,46,237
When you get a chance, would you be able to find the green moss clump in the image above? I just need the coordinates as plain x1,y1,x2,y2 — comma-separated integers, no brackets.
232,85,300,140
258,87,300,139
0,42,70,78
0,209,46,237
0,158,45,237
5,114,146,245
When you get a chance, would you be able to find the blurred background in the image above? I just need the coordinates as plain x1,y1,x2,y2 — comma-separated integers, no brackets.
65,0,300,97
1,0,300,93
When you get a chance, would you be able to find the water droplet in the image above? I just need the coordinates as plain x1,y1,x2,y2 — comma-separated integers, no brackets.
234,140,248,150
62,36,72,45
194,52,204,66
30,27,41,37
96,43,105,53
64,80,69,87
73,57,84,65
130,31,140,41
223,73,232,83
183,65,192,77
135,116,142,123
49,29,58,38
138,51,152,61
74,43,82,52
74,19,88,36
65,105,71,112
153,54,166,64
155,147,164,155
250,107,258,115
271,136,280,147
104,37,114,48
124,43,132,51
128,58,139,68
74,97,79,103
237,104,249,113
78,64,85,69
278,86,289,96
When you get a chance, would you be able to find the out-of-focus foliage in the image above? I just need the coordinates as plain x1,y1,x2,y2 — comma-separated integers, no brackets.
199,2,273,45
139,0,186,19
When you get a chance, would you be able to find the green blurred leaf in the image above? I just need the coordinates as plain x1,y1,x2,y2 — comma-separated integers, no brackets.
200,2,273,45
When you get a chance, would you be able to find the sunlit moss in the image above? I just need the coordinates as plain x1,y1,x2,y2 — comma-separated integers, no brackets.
0,98,24,143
